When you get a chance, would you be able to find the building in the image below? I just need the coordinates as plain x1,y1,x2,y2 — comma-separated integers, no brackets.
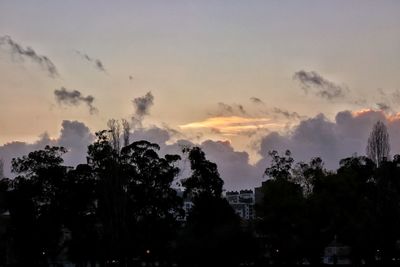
322,238,352,265
225,190,255,220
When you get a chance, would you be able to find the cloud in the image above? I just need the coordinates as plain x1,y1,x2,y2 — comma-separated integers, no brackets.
75,50,106,73
0,120,93,178
200,140,263,190
5,109,400,191
372,88,400,114
54,87,97,114
180,116,284,136
257,109,400,171
0,35,59,77
131,92,154,127
376,102,392,113
210,102,248,117
293,70,347,101
272,107,303,120
250,97,264,104
130,128,263,190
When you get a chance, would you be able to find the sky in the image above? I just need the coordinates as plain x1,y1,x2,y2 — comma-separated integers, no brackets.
1,1,400,189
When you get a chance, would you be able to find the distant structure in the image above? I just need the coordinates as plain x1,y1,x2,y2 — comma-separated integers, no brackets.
225,190,255,220
175,189,194,222
322,237,351,265
175,188,255,221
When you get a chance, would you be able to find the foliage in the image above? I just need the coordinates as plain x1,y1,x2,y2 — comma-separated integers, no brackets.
2,136,400,266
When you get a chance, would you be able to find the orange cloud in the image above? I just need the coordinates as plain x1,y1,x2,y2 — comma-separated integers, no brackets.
179,116,284,136
351,108,400,123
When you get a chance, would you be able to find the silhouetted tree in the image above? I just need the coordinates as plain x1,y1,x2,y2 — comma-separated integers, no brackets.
264,150,294,181
257,150,306,263
87,131,183,264
179,147,256,266
9,146,69,265
293,157,326,196
367,120,390,167
0,159,4,179
120,140,182,261
122,119,130,148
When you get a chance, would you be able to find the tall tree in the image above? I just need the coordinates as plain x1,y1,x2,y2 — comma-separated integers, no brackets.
181,146,223,199
179,147,255,266
121,119,131,148
367,121,390,167
257,150,306,264
10,146,69,264
264,150,294,181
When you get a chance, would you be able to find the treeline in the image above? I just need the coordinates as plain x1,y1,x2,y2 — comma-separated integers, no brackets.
0,124,400,266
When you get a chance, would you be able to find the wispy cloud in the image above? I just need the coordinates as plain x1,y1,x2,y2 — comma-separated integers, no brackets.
210,102,248,117
54,87,97,114
272,107,303,120
75,50,107,73
250,97,264,104
0,35,59,77
293,70,347,101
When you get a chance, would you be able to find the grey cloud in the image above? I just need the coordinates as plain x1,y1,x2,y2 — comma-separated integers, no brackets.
75,50,107,72
0,120,93,178
200,140,263,190
54,87,97,114
0,35,59,77
256,109,400,171
293,70,347,101
131,92,154,127
212,102,247,116
129,127,262,190
272,107,303,120
250,97,264,104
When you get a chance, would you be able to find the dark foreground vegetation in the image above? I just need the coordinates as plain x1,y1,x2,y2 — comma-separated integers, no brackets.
0,121,400,266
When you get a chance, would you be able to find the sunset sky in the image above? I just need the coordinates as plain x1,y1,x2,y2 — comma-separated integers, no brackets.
1,1,400,189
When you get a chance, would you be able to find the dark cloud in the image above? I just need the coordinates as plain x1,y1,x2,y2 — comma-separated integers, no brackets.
54,87,97,114
75,50,106,73
293,70,347,101
272,107,303,120
129,75,133,80
250,97,264,104
0,35,59,77
131,92,154,127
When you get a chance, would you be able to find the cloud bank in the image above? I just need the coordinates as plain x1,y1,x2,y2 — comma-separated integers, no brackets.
3,109,400,190
257,109,400,171
0,120,93,178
